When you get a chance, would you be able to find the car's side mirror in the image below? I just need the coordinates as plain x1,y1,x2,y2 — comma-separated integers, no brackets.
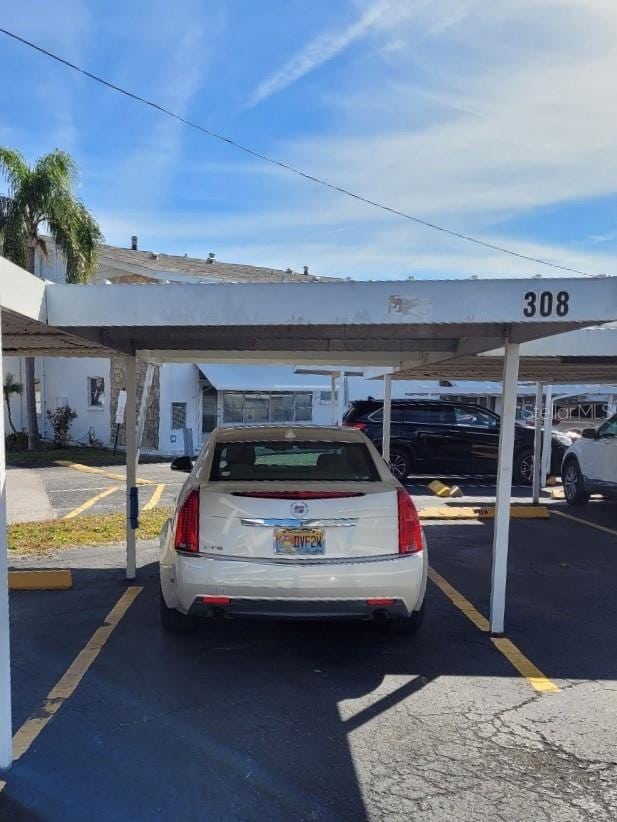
171,455,193,472
581,428,597,440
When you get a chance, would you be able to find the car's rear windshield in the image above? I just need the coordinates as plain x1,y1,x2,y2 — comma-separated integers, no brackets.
210,440,380,482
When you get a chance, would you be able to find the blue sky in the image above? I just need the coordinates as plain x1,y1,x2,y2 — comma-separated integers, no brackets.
2,0,617,279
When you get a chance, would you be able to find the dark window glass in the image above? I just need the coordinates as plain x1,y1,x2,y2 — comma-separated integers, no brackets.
453,407,498,428
211,440,379,482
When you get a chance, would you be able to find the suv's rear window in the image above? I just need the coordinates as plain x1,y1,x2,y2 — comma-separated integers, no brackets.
211,440,379,482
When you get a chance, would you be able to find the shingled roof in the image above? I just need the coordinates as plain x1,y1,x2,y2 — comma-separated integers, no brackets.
96,244,338,284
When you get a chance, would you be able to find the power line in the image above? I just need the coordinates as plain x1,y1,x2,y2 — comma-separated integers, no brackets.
0,26,608,278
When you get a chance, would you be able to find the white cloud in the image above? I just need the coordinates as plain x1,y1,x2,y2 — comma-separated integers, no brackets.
248,0,415,106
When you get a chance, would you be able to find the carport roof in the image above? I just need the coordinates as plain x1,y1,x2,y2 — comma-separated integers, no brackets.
2,256,617,377
392,327,617,383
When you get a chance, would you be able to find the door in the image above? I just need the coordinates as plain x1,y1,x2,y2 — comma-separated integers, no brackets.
406,404,459,473
452,405,500,473
585,414,617,487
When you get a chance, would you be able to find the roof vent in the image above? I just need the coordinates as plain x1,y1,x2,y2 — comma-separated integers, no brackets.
285,267,293,274
207,252,215,263
150,252,159,260
131,235,138,251
303,265,309,275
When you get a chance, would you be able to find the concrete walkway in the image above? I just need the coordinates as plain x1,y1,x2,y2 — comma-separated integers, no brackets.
6,467,55,523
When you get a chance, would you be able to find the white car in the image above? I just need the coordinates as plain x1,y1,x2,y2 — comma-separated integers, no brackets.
159,425,427,635
562,413,617,505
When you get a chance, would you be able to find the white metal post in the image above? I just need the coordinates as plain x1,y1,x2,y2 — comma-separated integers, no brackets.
125,355,137,581
532,382,544,504
490,340,520,635
336,372,346,426
382,373,392,464
330,374,337,426
541,385,553,487
0,311,13,770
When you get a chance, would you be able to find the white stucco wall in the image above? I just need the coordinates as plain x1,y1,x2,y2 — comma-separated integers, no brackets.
41,357,111,445
158,363,201,454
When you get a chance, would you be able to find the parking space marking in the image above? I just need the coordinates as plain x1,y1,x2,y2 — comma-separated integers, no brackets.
491,638,559,694
62,485,121,519
54,461,154,486
428,567,489,632
428,567,559,694
11,586,142,763
551,509,617,538
143,483,165,511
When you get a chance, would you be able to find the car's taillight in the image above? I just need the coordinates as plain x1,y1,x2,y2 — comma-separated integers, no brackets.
174,489,200,553
344,421,367,431
397,488,424,554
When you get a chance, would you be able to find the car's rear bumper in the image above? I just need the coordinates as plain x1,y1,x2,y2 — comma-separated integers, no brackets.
188,597,409,621
161,551,427,617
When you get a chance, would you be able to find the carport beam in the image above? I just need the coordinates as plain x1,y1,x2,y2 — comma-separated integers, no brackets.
532,382,544,504
382,373,392,463
490,340,520,635
0,310,12,770
125,355,137,581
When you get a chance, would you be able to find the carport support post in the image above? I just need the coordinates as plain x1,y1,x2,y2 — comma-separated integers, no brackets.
125,355,137,581
0,311,13,770
532,382,544,504
382,373,392,463
490,339,520,635
541,385,553,487
330,374,337,425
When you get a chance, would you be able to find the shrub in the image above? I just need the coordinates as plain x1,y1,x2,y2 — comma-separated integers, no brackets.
5,431,28,452
46,406,78,448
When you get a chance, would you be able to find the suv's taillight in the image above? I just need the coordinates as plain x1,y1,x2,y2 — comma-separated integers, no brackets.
174,489,200,553
397,488,424,554
345,421,367,431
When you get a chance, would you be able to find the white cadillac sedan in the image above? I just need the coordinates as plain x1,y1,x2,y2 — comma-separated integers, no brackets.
159,426,427,635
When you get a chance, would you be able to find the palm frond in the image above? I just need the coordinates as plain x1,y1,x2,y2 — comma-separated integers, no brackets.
48,194,103,283
0,147,29,195
3,372,23,397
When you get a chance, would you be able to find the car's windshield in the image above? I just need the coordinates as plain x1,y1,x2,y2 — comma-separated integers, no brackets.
210,440,380,482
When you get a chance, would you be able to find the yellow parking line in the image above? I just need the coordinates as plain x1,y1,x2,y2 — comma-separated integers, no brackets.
54,461,154,486
62,485,120,519
428,567,559,694
143,483,165,511
551,509,617,538
428,567,489,632
491,637,559,693
11,587,142,763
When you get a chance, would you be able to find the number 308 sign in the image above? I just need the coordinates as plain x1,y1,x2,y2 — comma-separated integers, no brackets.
522,290,569,318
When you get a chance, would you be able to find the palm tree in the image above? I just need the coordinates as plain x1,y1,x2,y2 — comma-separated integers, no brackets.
3,372,23,435
0,148,103,450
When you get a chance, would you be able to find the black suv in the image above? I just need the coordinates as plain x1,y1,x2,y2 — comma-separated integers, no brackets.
343,399,571,484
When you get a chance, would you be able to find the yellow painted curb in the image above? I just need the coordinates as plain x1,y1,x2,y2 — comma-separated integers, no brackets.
448,485,463,498
419,505,550,520
550,488,565,500
428,480,452,498
9,570,72,591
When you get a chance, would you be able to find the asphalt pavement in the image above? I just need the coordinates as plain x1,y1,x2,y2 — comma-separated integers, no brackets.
4,500,617,821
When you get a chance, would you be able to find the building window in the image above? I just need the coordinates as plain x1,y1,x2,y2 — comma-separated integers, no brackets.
171,402,187,430
319,390,337,404
221,392,313,424
88,377,105,408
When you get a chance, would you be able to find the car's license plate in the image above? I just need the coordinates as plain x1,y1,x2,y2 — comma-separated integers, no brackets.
274,527,325,555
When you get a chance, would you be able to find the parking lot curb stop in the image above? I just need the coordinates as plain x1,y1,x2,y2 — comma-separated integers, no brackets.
9,570,73,590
